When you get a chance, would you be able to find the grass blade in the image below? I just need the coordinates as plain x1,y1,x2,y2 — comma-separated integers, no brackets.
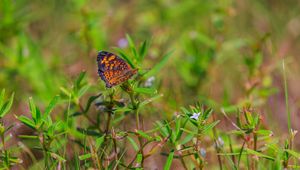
164,150,174,170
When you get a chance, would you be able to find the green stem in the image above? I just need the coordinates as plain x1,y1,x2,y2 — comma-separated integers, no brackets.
129,92,139,129
127,88,144,167
282,60,291,133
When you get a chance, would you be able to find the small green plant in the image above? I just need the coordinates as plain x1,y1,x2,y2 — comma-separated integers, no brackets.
0,89,20,169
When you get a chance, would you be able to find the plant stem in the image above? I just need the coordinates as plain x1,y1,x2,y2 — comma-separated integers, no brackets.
212,115,223,170
105,112,112,134
112,128,119,170
282,60,291,133
129,92,140,129
180,157,188,170
127,88,144,167
228,135,236,165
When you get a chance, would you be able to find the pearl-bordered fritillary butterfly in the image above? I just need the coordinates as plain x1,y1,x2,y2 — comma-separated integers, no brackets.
97,51,138,88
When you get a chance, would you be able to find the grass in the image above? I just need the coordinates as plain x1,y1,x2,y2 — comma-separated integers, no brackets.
1,0,300,169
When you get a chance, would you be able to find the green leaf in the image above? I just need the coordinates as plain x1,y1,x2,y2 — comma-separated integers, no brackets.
139,94,163,107
35,107,41,125
175,119,188,142
50,152,66,162
134,87,157,95
18,116,36,129
136,130,152,140
29,97,37,122
113,48,135,68
139,40,149,61
60,87,71,97
244,111,253,125
164,150,174,170
95,136,105,150
0,89,6,108
201,120,220,134
144,50,173,79
285,149,300,160
0,92,14,118
174,118,181,141
75,71,86,90
156,121,169,137
44,95,60,117
126,34,138,60
180,128,197,135
136,153,143,165
127,136,139,151
84,93,102,113
78,84,90,97
18,135,39,139
228,130,245,135
179,134,194,145
202,108,213,120
256,130,273,136
79,153,91,160
74,152,80,170
245,148,275,160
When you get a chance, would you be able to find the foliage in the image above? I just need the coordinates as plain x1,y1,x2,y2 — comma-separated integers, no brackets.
1,0,300,169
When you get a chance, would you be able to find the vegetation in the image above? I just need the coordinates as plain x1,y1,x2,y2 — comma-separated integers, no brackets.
1,0,300,169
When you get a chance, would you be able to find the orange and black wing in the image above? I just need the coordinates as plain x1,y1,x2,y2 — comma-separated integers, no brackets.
97,51,137,88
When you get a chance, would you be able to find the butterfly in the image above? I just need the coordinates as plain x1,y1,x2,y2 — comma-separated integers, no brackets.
97,51,138,88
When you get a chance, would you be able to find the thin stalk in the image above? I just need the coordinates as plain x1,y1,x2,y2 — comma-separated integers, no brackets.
252,132,258,170
126,88,144,166
283,60,292,168
112,128,119,170
41,133,50,170
179,157,188,170
228,135,236,165
238,140,246,168
129,92,139,129
63,94,72,170
212,115,223,170
282,60,291,133
105,112,112,134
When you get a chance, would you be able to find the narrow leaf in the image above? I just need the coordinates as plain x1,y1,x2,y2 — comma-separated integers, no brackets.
18,116,36,129
140,94,163,107
164,150,174,170
79,153,92,160
96,136,105,150
136,130,152,140
127,136,139,151
134,87,157,95
245,148,275,160
0,92,14,118
126,34,138,59
84,93,102,113
144,50,173,79
139,40,149,61
285,149,300,160
0,89,5,108
113,48,135,68
29,97,37,122
44,95,60,117
50,152,66,162
75,71,86,89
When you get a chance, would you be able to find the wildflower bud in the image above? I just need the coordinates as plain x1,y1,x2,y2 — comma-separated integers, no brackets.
144,76,155,87
200,148,206,158
0,123,4,135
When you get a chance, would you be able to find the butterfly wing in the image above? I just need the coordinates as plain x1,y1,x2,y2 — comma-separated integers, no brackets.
97,51,137,88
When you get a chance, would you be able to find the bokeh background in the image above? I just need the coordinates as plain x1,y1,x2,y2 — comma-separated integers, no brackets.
1,0,300,169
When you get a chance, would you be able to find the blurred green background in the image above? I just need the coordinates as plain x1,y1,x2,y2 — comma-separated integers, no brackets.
1,0,300,168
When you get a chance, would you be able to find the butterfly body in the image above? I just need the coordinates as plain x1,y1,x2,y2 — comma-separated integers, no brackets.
97,51,137,88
